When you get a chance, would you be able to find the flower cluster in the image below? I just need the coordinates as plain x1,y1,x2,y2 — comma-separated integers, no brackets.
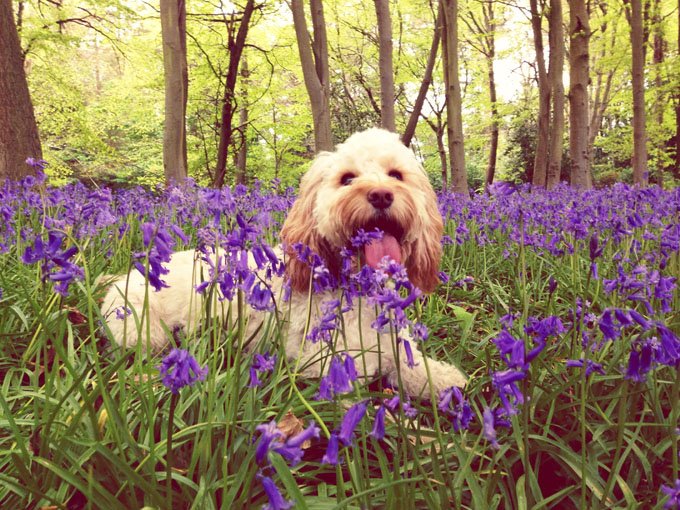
158,348,208,394
21,231,83,296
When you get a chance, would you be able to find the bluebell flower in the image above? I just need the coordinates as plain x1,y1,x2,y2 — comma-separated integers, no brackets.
257,472,293,510
438,387,473,431
661,479,680,510
316,354,357,400
338,400,369,446
482,407,500,449
656,323,680,366
270,422,320,466
158,348,208,394
255,421,283,464
249,352,277,388
21,231,83,296
370,405,387,440
322,432,340,465
566,359,605,377
625,339,655,382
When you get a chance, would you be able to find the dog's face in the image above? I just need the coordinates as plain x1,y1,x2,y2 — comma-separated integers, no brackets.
281,128,444,293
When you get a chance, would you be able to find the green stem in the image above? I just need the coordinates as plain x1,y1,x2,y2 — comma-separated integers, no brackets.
599,379,629,508
166,392,179,509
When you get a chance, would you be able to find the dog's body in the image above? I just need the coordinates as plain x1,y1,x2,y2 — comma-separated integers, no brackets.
101,129,467,396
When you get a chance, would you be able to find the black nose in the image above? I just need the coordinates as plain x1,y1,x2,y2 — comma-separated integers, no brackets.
367,188,394,209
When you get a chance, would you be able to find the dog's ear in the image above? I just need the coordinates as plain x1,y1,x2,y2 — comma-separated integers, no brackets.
281,153,334,293
404,177,443,294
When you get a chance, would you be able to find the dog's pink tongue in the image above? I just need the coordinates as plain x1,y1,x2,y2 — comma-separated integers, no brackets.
364,235,401,268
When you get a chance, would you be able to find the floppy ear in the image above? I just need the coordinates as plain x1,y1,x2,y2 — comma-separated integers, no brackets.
404,177,443,293
280,153,338,293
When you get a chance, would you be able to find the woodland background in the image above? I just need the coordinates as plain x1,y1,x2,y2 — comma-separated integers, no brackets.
1,0,679,192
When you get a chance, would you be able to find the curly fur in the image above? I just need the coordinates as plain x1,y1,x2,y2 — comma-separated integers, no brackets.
101,128,467,397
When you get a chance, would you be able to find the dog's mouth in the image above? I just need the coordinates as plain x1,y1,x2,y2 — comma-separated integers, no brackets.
357,216,405,268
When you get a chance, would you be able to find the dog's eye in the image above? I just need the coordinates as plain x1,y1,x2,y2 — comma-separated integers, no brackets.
340,172,356,186
388,169,403,181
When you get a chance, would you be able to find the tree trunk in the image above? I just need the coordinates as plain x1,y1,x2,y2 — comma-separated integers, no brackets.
214,0,256,187
402,3,442,147
568,0,591,188
374,0,396,131
529,0,550,188
627,0,648,186
651,0,664,187
484,0,499,190
235,57,249,185
676,0,680,178
160,0,188,185
0,0,42,180
546,0,565,189
441,0,468,195
291,0,333,152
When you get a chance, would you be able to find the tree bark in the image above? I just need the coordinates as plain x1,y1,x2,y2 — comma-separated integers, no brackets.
374,0,396,131
483,0,499,190
546,0,565,189
676,0,680,177
160,0,188,185
651,0,663,186
627,0,648,186
235,57,249,185
441,0,468,195
291,0,333,152
402,3,442,147
0,0,42,181
568,0,591,188
214,0,256,187
529,0,550,188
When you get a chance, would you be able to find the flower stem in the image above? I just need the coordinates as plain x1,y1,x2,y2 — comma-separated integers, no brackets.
166,392,179,509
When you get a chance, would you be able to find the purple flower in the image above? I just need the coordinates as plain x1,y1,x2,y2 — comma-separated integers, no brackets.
370,405,387,440
271,422,320,466
249,352,277,388
316,354,357,400
257,472,293,510
625,339,655,382
322,432,340,465
21,231,83,296
438,387,473,431
661,479,680,510
255,421,283,464
338,400,369,446
158,348,208,394
566,358,605,377
482,407,500,449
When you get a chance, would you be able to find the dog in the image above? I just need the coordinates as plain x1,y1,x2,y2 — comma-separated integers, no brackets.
100,128,467,397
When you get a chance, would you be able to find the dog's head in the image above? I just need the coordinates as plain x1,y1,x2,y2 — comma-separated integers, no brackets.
281,128,444,293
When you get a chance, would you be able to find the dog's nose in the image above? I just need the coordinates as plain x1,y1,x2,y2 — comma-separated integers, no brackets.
367,188,394,209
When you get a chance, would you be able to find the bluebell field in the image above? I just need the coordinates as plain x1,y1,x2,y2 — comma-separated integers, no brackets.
0,169,679,509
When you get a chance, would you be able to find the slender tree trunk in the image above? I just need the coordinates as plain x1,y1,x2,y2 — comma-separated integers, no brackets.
375,0,396,131
676,0,680,177
484,0,499,189
441,0,468,195
546,0,565,189
0,0,42,180
160,0,188,185
214,0,255,187
291,0,333,152
568,0,591,188
651,0,664,187
235,58,249,185
529,0,550,188
402,3,442,146
627,0,648,186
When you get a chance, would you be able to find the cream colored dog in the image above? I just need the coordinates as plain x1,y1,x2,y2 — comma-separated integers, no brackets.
101,128,467,397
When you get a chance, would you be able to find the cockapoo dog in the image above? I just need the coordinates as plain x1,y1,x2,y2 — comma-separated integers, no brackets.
101,128,467,397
